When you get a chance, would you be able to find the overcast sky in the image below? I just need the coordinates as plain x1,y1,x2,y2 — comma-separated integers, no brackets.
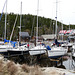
0,0,75,25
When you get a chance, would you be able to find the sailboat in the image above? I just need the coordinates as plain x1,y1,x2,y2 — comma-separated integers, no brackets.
29,0,47,56
7,2,29,56
7,43,29,56
29,44,46,55
47,46,68,58
0,14,18,57
0,0,14,56
47,0,68,59
61,27,74,51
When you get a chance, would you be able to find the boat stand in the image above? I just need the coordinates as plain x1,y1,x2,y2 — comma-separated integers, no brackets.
49,57,63,67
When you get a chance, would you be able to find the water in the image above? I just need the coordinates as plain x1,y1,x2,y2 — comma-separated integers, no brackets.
62,54,75,71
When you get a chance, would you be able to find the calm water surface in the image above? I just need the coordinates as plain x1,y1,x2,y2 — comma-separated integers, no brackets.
62,54,75,71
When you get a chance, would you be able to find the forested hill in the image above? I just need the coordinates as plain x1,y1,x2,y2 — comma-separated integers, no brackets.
0,13,75,40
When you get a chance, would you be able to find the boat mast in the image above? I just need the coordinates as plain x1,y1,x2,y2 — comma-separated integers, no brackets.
36,0,39,43
55,0,58,39
4,0,7,39
69,23,70,30
19,1,22,43
62,21,63,41
10,15,18,41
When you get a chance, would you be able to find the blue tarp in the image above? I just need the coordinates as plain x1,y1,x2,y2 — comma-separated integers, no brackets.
4,39,9,43
11,41,17,47
4,39,17,47
46,45,51,50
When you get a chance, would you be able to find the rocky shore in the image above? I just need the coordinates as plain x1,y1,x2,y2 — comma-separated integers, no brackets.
0,55,75,75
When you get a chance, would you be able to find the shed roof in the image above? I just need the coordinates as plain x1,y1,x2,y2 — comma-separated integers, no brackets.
41,34,56,40
19,32,29,37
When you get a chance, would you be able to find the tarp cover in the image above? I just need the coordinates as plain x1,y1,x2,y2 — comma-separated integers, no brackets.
4,39,17,47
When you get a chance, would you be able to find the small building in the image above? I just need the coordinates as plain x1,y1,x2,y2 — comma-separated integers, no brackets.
41,34,56,41
19,32,30,42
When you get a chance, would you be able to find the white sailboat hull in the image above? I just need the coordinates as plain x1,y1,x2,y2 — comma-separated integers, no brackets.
0,44,13,52
7,44,29,56
29,45,46,55
48,47,68,58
